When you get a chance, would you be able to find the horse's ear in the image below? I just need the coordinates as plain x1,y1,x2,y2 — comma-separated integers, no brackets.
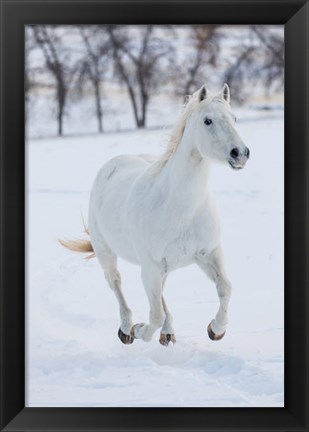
220,83,230,103
198,85,207,102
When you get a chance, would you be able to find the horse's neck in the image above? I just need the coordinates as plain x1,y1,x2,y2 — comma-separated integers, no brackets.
160,125,211,209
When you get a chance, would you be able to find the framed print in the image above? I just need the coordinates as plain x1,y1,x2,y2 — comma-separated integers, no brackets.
0,0,308,431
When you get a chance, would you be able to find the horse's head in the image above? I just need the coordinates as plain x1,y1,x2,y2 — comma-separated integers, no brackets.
192,84,249,170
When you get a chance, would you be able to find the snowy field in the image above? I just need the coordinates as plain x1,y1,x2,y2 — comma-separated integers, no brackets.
26,112,284,407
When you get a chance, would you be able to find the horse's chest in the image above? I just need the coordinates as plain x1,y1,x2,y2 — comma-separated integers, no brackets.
154,225,197,271
151,208,220,272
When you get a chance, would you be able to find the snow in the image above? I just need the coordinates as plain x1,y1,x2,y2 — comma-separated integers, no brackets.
26,113,284,407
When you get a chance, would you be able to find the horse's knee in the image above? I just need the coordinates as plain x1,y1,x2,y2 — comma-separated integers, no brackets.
218,279,232,299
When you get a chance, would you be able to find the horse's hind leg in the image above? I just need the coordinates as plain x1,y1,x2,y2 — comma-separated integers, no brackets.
103,258,135,344
196,245,232,341
93,238,134,344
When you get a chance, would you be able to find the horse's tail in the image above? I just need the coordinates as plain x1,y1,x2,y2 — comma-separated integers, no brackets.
59,238,96,260
59,217,96,260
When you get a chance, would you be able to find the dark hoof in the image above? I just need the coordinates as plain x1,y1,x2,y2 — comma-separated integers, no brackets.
207,323,226,341
118,328,134,345
159,333,176,346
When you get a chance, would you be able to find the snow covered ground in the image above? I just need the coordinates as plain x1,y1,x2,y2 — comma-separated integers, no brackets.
26,112,284,407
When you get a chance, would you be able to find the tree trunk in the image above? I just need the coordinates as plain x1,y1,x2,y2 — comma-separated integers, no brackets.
94,81,103,133
58,111,63,136
57,81,66,136
136,118,144,128
139,94,148,128
127,87,141,129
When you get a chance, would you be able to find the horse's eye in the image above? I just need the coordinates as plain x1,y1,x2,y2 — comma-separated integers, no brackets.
204,118,212,126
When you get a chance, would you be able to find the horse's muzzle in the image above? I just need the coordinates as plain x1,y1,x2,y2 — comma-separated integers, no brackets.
228,147,250,170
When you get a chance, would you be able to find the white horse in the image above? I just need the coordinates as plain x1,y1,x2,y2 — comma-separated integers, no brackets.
61,84,249,346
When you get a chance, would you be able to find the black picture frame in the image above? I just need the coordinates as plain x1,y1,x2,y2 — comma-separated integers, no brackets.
0,0,308,431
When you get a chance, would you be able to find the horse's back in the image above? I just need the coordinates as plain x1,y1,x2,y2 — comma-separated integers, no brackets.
91,154,156,205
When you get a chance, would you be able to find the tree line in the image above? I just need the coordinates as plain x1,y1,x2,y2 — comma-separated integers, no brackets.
26,25,284,136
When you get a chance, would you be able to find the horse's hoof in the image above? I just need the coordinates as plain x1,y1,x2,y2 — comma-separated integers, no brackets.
130,323,145,340
159,333,176,346
118,328,134,344
207,323,226,341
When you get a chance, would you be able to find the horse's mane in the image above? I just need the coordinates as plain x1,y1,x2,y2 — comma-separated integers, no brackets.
154,89,221,173
154,92,199,172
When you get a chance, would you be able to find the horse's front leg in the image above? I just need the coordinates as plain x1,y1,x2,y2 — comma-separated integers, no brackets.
132,261,166,342
196,245,232,341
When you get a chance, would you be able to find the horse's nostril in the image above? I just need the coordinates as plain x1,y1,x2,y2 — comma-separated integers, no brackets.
245,148,250,158
230,148,239,159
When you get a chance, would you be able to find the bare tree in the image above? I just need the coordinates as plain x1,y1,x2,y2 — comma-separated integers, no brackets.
108,25,173,128
25,27,37,128
223,45,257,104
77,26,111,132
223,26,284,103
176,25,221,97
250,26,284,91
25,28,36,104
32,25,73,136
